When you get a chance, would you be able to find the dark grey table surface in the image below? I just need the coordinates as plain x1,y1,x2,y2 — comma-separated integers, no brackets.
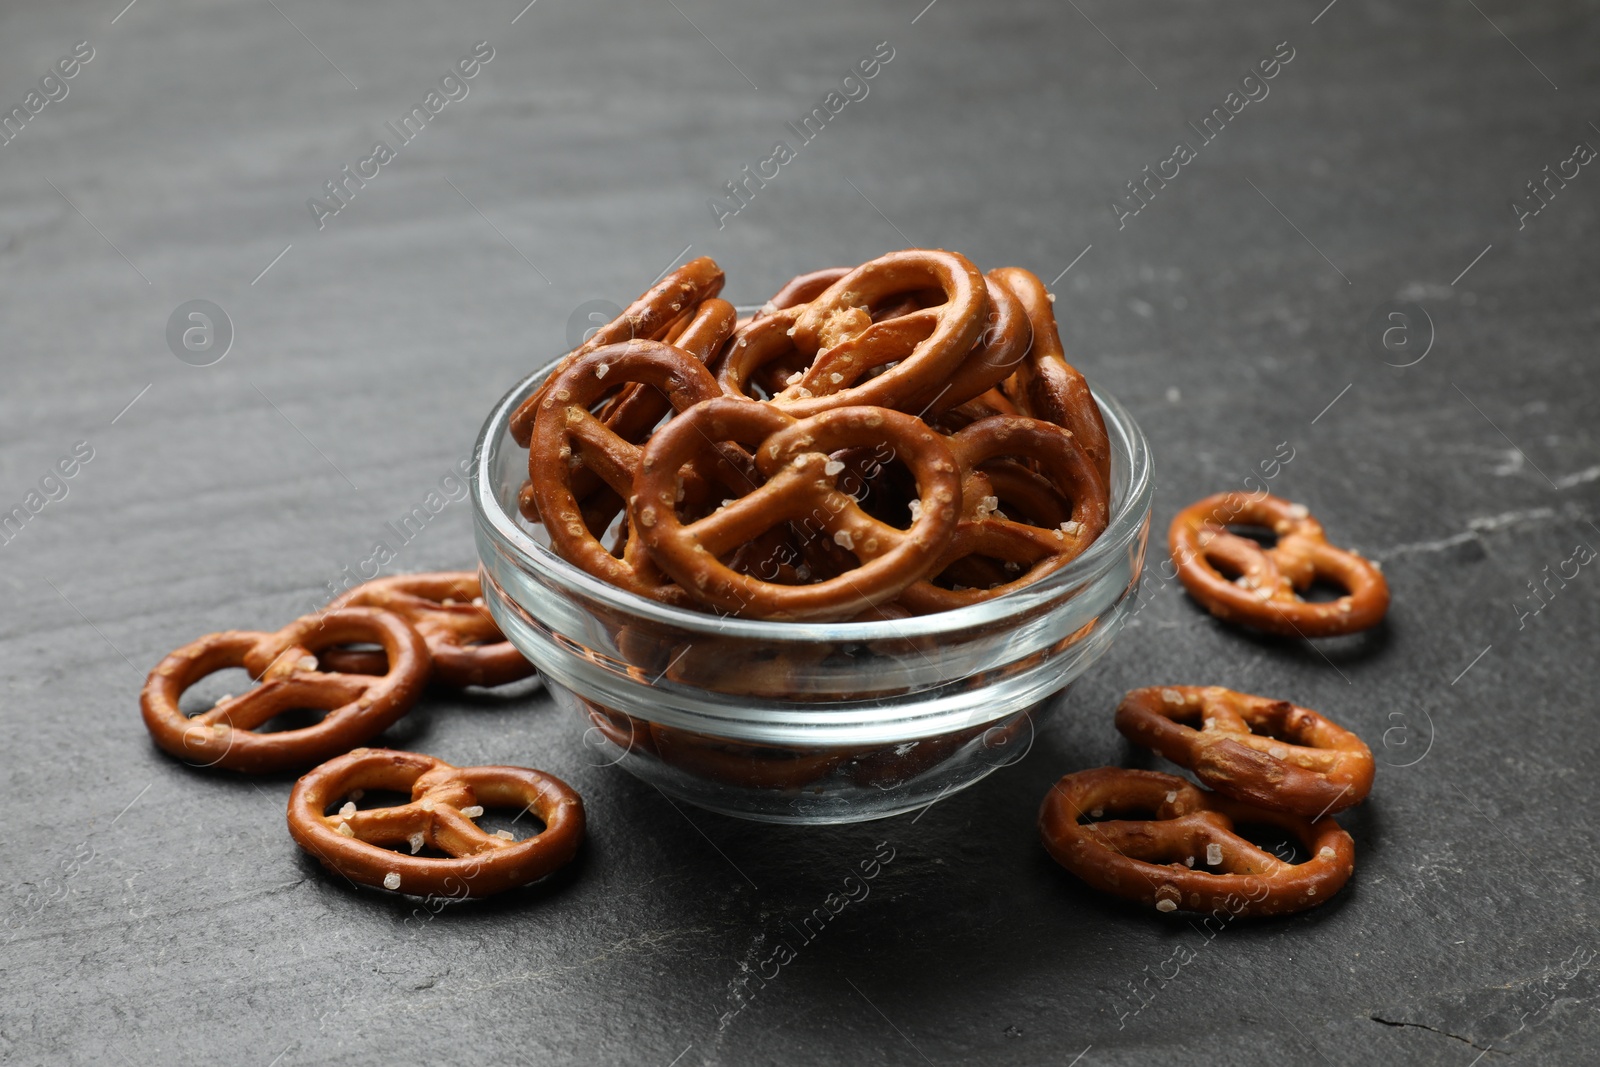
4,1,1598,1064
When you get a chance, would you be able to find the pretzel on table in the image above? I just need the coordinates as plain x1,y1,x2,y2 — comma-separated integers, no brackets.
1038,767,1355,917
287,748,584,898
1169,492,1389,637
316,571,533,688
1115,686,1374,816
630,397,963,621
141,607,430,773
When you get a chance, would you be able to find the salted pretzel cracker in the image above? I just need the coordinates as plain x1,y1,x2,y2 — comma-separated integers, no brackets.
990,266,1111,489
510,256,725,446
718,249,989,418
141,607,429,774
1170,492,1389,637
522,298,740,527
528,341,732,606
930,387,1020,433
759,266,851,315
631,397,963,621
1038,768,1355,917
287,748,583,898
899,415,1108,614
1116,686,1374,816
900,273,1033,415
587,298,736,446
317,572,533,688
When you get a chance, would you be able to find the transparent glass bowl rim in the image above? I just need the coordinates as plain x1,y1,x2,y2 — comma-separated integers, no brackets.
473,355,1152,644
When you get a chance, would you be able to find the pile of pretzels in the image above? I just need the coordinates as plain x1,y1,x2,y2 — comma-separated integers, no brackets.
139,572,585,899
1040,686,1376,918
1036,492,1392,918
511,250,1111,622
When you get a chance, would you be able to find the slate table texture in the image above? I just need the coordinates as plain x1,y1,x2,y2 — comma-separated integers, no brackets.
3,0,1598,1064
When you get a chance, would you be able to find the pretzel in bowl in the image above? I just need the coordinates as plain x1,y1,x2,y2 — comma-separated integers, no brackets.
588,299,736,447
990,266,1111,490
1116,686,1374,816
898,415,1108,614
1170,492,1389,637
287,748,584,898
650,725,849,791
582,699,660,758
519,298,738,525
631,397,963,621
527,341,732,606
899,273,1034,415
720,250,990,418
503,249,1127,622
510,256,726,446
317,572,533,688
1038,767,1355,917
759,266,851,315
141,607,429,773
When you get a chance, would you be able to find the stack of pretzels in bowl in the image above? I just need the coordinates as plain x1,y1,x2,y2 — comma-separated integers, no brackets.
510,250,1111,621
474,248,1155,822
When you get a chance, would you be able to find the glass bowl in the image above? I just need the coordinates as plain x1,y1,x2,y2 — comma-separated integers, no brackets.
471,353,1152,824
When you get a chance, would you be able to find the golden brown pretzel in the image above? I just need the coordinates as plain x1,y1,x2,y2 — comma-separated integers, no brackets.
140,608,430,773
631,397,963,621
1038,768,1355,917
1170,492,1389,637
759,249,989,417
898,415,1108,614
510,256,725,446
931,387,1020,433
711,308,819,404
1115,686,1374,816
990,266,1111,489
759,266,851,314
902,273,1034,414
529,298,740,531
519,299,738,527
528,341,729,605
286,748,584,898
974,460,1071,527
319,572,533,688
588,299,737,451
